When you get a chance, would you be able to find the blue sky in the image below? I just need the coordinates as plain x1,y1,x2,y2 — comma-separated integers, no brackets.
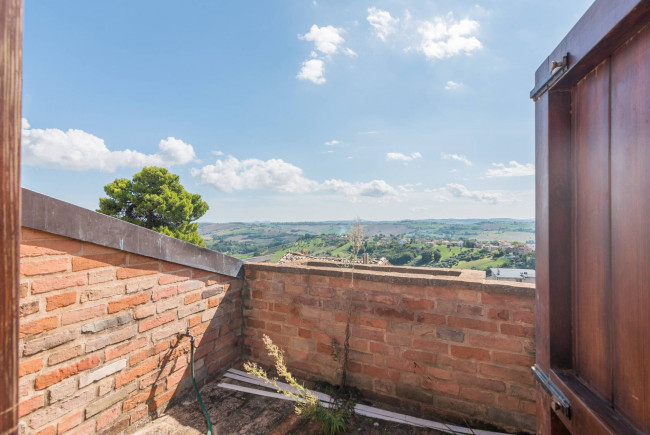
22,1,592,222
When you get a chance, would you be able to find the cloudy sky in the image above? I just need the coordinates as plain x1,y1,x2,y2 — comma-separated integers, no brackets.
22,1,592,222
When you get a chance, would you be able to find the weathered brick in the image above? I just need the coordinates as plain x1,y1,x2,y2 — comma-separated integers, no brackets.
126,277,157,293
152,284,177,301
96,403,122,431
28,390,94,429
81,313,133,333
468,334,523,352
61,304,105,326
72,253,127,271
402,350,437,364
46,291,77,311
86,326,136,352
65,421,95,435
184,292,201,305
436,328,465,343
98,377,114,396
492,351,535,366
402,297,435,310
48,345,83,365
412,338,449,353
85,383,137,417
105,336,148,361
19,358,43,377
152,322,184,341
20,282,29,297
79,359,127,387
130,342,169,367
148,389,175,412
456,373,506,392
21,239,81,257
500,323,535,338
107,293,149,313
460,387,496,404
139,311,176,332
88,268,116,285
482,293,534,309
80,283,124,302
21,258,68,276
31,273,86,294
34,354,101,389
20,316,58,338
21,227,56,241
422,378,460,395
512,310,535,324
488,308,510,321
20,300,40,317
134,305,156,319
34,426,55,435
416,313,446,325
115,358,159,388
155,297,179,314
178,301,206,319
457,304,484,316
57,410,82,433
19,394,44,417
48,377,77,403
116,263,158,279
480,363,534,385
178,280,205,294
23,330,76,356
451,345,491,360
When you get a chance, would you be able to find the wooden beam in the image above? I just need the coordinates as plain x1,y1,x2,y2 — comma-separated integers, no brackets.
0,0,22,434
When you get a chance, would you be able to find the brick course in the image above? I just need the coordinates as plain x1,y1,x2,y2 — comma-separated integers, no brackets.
18,227,243,435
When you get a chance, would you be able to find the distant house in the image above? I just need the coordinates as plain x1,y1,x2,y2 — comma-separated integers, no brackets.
489,268,536,284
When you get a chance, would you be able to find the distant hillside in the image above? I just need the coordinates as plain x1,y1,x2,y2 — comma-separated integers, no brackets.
198,219,535,261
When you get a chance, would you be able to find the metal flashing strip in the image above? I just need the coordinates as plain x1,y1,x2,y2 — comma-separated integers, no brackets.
531,365,571,418
530,54,569,101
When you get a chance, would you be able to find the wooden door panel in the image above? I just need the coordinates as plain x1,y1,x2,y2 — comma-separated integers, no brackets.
610,22,650,432
572,60,611,401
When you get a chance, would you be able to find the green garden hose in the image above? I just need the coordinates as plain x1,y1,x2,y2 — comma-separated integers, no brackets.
180,328,213,435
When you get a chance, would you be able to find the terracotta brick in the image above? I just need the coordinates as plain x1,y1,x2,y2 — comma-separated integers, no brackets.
34,354,101,389
107,293,149,313
500,323,535,338
184,292,201,305
427,286,457,300
48,345,83,365
88,268,116,284
363,365,400,382
422,378,459,395
34,426,55,435
456,304,484,316
479,363,534,385
460,387,496,404
512,310,535,324
61,304,105,326
481,293,534,309
402,350,437,364
20,282,29,297
83,243,118,255
148,389,175,412
21,258,68,276
492,351,535,366
468,333,523,352
105,337,148,361
151,285,177,302
128,253,157,265
20,316,58,337
72,253,127,272
139,311,176,332
19,394,44,417
116,263,158,279
402,297,435,310
46,291,77,311
31,273,86,294
451,345,491,361
159,270,191,285
488,308,510,321
96,404,121,430
427,366,454,380
86,326,136,352
134,305,156,319
19,358,43,377
115,357,159,388
455,373,506,392
21,239,81,257
58,410,82,433
436,354,478,374
448,316,498,332
412,338,449,354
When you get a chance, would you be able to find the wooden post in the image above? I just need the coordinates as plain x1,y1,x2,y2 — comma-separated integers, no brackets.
0,0,22,434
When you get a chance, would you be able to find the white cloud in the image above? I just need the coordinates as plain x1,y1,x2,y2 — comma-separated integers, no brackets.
410,206,427,213
299,25,345,55
441,152,473,166
324,140,339,146
343,48,358,57
445,183,509,204
445,80,463,90
192,156,399,200
21,119,196,172
296,59,326,84
360,130,380,135
386,152,422,162
417,13,481,59
212,150,225,156
485,161,535,177
367,7,399,41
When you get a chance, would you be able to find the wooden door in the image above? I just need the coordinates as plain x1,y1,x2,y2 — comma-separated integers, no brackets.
534,1,650,434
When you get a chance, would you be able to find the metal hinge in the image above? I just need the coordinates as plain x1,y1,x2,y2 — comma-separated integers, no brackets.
531,365,571,418
530,53,569,101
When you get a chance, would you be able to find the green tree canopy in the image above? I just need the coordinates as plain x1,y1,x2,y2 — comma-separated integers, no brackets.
98,167,209,246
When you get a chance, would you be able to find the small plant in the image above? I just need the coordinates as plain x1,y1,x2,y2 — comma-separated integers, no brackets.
244,335,352,434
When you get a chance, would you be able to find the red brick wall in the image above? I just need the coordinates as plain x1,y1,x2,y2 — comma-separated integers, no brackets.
243,263,536,433
18,228,243,435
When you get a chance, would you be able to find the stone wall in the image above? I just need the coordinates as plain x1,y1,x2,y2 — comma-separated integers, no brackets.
18,226,243,435
243,262,536,433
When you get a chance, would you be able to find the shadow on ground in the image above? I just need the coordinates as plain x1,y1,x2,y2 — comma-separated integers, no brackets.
134,372,447,435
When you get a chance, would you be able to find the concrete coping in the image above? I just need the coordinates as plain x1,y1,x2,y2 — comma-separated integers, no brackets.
21,188,244,278
246,262,535,297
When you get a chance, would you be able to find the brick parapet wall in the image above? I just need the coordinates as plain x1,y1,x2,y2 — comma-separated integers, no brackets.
243,263,536,433
18,227,243,435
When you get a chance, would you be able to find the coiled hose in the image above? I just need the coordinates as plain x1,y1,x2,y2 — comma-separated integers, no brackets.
179,328,212,435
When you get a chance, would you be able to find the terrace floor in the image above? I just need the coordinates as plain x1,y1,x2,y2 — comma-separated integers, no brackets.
135,367,447,435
